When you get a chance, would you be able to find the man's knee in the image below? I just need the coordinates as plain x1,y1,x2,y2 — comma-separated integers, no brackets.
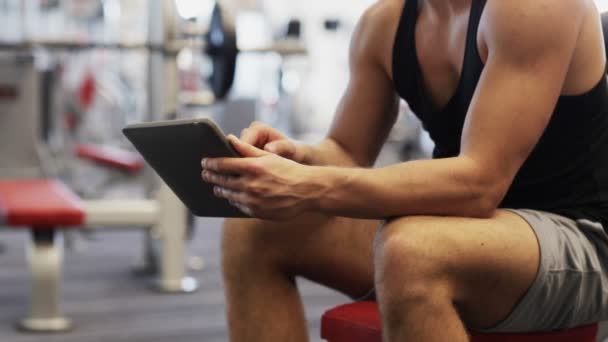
222,218,276,259
222,217,309,272
222,213,335,257
374,216,454,307
222,218,265,248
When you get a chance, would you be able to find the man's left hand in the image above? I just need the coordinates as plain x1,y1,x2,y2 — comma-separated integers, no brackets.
201,135,324,220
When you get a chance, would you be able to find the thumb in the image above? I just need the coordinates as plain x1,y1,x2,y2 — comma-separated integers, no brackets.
265,140,296,159
228,135,269,158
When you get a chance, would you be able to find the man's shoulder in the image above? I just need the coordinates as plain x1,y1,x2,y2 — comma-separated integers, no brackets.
481,0,586,34
354,0,404,62
359,0,404,30
481,0,586,54
348,0,405,77
484,0,586,11
363,0,404,20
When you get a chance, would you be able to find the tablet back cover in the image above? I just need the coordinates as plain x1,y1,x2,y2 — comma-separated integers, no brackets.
124,119,247,218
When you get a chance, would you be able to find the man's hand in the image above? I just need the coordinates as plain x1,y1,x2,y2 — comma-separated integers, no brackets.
201,135,324,220
240,122,306,164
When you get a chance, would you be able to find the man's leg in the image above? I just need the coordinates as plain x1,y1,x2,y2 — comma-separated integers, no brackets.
222,214,380,342
374,210,540,342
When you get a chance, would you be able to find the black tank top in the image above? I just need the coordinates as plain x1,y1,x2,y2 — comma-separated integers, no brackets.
393,0,608,227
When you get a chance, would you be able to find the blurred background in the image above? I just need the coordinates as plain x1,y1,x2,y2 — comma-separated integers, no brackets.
0,0,606,341
0,1,427,341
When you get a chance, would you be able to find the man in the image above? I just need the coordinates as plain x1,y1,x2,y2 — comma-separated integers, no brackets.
201,0,608,340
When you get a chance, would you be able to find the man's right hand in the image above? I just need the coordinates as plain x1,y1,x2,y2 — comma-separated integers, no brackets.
240,122,307,164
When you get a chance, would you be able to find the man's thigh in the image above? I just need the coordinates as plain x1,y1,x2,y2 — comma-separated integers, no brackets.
223,214,381,298
377,210,541,329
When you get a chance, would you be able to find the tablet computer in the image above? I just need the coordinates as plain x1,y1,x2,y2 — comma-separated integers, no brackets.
123,118,248,218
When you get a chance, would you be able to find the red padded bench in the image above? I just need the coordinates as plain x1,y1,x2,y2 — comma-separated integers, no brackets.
75,143,145,174
321,301,598,342
0,180,85,228
0,180,85,332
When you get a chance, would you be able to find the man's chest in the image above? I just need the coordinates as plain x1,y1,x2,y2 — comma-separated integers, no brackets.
414,10,475,111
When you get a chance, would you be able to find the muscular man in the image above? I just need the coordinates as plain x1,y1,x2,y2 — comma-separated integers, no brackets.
201,0,608,340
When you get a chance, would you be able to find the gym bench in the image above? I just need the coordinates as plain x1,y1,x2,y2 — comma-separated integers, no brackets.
0,180,84,332
0,177,196,333
74,143,145,174
321,301,598,342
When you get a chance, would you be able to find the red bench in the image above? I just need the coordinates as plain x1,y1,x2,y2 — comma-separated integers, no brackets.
0,180,85,332
0,180,84,228
321,301,598,342
74,143,145,174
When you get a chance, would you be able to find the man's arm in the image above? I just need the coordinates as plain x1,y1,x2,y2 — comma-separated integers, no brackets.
311,0,585,218
300,2,400,167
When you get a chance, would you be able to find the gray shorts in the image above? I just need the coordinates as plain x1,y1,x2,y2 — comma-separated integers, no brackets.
479,209,608,333
359,209,608,332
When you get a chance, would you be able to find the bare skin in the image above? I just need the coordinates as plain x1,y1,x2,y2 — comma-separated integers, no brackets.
201,0,607,341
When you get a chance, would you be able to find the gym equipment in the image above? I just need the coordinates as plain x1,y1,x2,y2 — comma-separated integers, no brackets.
321,301,599,342
206,3,237,100
0,1,306,101
0,180,83,332
75,144,145,173
324,19,341,32
0,27,195,332
286,19,302,39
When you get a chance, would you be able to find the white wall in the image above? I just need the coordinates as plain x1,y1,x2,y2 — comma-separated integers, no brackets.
597,0,608,13
262,0,375,136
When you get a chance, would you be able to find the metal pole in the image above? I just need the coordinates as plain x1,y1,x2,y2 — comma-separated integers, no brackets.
137,0,166,277
19,0,26,42
141,0,196,293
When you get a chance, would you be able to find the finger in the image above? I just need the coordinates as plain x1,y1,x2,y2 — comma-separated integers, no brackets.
240,127,262,146
201,170,246,191
264,140,296,158
241,122,272,146
227,135,269,158
215,188,259,218
250,121,265,128
228,194,253,216
251,122,287,141
214,186,249,204
203,157,255,174
231,202,253,216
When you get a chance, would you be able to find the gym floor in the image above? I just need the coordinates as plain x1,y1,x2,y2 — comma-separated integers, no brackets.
0,218,349,342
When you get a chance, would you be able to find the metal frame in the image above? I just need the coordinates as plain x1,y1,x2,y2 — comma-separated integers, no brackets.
19,230,71,333
16,182,197,333
81,183,198,293
0,39,307,55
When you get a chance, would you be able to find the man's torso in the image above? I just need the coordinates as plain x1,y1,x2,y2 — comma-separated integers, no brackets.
373,0,604,103
368,0,608,225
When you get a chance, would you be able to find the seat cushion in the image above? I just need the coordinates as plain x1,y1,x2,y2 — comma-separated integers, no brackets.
75,143,144,173
321,301,598,342
0,180,85,228
322,301,382,342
